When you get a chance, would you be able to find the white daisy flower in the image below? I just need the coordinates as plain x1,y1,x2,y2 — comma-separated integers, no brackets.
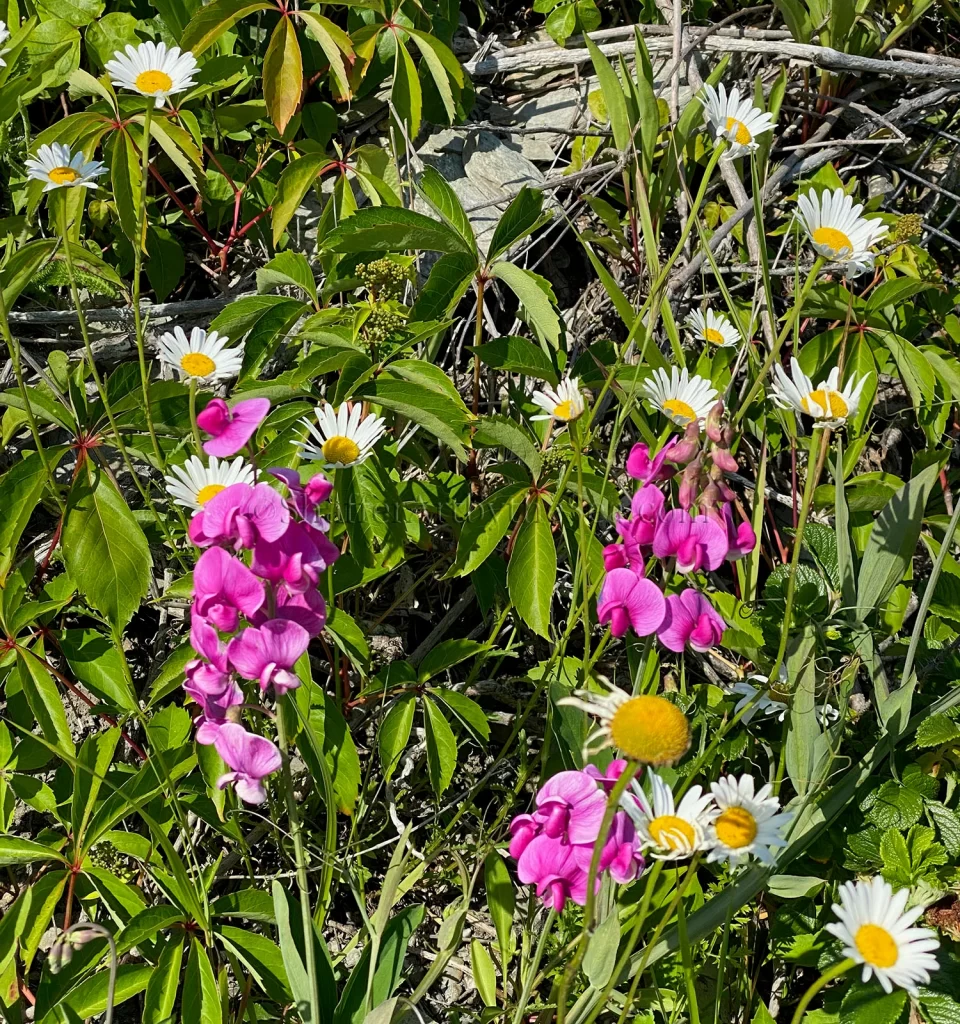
105,42,199,109
796,187,888,279
0,21,12,67
156,327,243,383
701,84,775,159
558,690,690,766
620,770,716,860
826,876,940,994
298,403,387,469
531,376,585,422
705,773,792,867
25,143,107,192
686,309,740,349
641,367,718,427
771,357,868,428
164,455,254,512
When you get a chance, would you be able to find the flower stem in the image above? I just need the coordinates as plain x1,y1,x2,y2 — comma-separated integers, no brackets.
677,898,701,1024
132,104,164,469
509,908,556,1024
275,696,320,1021
188,378,204,455
788,959,855,1024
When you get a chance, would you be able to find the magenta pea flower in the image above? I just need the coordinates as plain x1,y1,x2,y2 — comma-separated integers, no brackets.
185,676,244,744
583,759,632,790
251,520,338,594
191,612,228,671
517,834,592,910
658,589,726,652
193,546,265,633
214,723,282,804
533,770,607,844
574,810,644,884
227,619,311,695
616,484,665,564
198,397,270,458
509,814,539,860
603,543,629,571
723,504,756,561
270,468,334,530
190,482,289,550
597,568,666,638
253,587,327,637
652,508,728,573
626,440,677,484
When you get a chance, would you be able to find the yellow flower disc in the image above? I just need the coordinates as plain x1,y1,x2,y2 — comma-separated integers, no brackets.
855,924,899,968
608,695,690,765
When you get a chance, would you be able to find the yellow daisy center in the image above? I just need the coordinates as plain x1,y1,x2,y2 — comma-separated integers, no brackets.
608,695,691,765
323,435,361,465
812,226,853,255
662,398,697,424
725,116,752,146
180,352,216,377
800,388,849,420
647,814,696,851
714,807,758,849
553,399,575,420
703,327,725,345
196,483,225,506
49,166,79,185
855,924,899,969
135,69,173,94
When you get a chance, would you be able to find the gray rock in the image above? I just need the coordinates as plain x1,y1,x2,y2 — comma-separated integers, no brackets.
489,86,586,162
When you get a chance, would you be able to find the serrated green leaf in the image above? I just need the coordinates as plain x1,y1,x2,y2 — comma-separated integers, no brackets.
451,483,528,577
489,260,561,349
323,206,474,256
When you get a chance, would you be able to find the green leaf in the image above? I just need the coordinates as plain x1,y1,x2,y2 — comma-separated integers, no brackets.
297,11,350,97
784,629,821,796
264,16,302,135
918,993,960,1024
272,880,314,1020
180,0,273,54
450,483,528,577
61,965,153,1018
59,628,138,712
148,116,203,193
474,415,541,478
926,803,960,857
142,938,184,1024
484,853,514,971
406,28,461,124
1,239,59,310
839,982,907,1024
378,694,416,782
257,250,318,304
429,688,490,742
145,226,185,301
109,127,142,249
323,207,474,256
15,646,75,756
411,251,478,321
392,41,422,137
470,940,497,1006
418,639,487,681
183,936,222,1024
583,33,630,151
62,470,152,633
507,498,556,638
489,261,561,349
71,727,119,843
857,461,939,621
219,926,291,1005
879,331,936,412
487,187,548,262
356,376,471,460
416,165,474,248
916,714,960,747
471,335,557,384
272,153,327,246
0,834,68,866
36,0,102,27
0,451,53,585
583,911,620,989
423,696,457,796
308,695,362,815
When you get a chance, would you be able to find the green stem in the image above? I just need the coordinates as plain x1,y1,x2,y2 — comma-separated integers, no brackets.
769,427,828,682
132,104,164,469
788,959,855,1024
711,908,734,1024
276,697,320,1021
677,899,701,1024
509,909,556,1024
188,377,204,455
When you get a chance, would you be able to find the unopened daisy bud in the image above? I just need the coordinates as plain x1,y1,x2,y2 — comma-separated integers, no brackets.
705,400,725,443
712,447,738,473
679,459,701,510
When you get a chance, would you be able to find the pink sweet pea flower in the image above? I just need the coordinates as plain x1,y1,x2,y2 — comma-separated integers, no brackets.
616,484,665,565
573,810,644,884
603,543,629,571
658,589,726,652
626,440,677,484
597,568,666,638
509,814,539,859
533,770,607,844
652,508,728,573
252,587,327,637
191,612,228,671
193,546,265,632
270,468,334,530
584,759,632,790
198,397,270,457
723,504,756,561
251,520,338,594
516,834,592,910
190,482,289,550
184,676,244,745
227,619,311,695
214,723,282,804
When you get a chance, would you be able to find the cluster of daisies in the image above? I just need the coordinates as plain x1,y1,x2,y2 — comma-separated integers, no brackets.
518,691,941,997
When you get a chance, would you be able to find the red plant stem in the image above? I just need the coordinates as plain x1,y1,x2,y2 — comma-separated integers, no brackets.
63,867,78,930
147,163,221,252
218,206,273,271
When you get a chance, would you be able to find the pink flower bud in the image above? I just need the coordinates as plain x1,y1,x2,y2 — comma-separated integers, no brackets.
712,448,738,473
705,400,725,443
